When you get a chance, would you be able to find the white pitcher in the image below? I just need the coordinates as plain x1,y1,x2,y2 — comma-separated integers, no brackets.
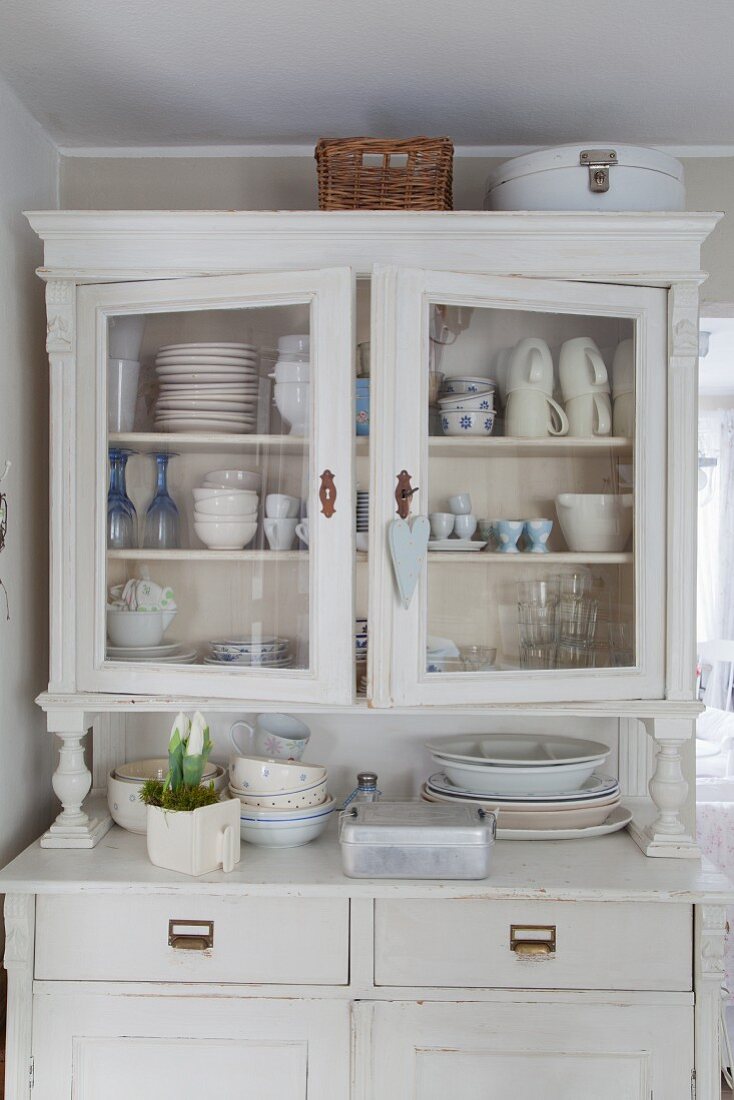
559,336,610,402
565,391,612,437
507,338,555,396
506,388,569,438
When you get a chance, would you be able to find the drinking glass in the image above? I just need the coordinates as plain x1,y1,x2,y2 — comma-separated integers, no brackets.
557,641,595,669
459,645,496,671
518,602,558,645
517,579,559,607
558,597,598,643
143,452,181,549
520,642,557,669
107,448,138,549
559,572,593,599
608,621,634,667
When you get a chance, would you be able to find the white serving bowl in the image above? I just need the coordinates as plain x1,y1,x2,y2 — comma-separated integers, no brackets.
194,517,258,550
273,382,310,434
202,469,262,492
228,754,326,793
235,795,335,821
269,362,310,383
556,493,633,552
115,757,218,783
194,509,258,526
440,409,496,437
193,494,258,517
239,803,334,847
107,764,227,834
230,778,328,809
106,608,176,648
431,754,599,797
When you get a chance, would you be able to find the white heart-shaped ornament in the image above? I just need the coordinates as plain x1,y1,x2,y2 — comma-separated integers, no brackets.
388,516,431,609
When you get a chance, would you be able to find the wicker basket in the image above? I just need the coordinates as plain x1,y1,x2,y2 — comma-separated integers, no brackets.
315,137,453,211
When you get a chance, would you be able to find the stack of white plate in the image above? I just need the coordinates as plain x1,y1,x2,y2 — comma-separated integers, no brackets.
154,342,260,433
106,641,197,663
204,635,293,668
422,735,631,840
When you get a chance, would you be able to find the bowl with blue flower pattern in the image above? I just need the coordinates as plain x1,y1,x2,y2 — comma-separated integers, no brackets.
441,409,496,436
228,754,326,794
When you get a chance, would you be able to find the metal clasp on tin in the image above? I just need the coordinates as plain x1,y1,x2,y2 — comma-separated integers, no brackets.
579,148,617,193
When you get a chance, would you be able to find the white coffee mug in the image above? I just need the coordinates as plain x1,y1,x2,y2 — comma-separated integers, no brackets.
296,519,309,546
429,512,455,539
264,517,298,550
265,493,300,518
230,714,311,760
613,391,635,437
507,338,555,396
506,388,569,438
565,392,612,437
612,338,635,398
559,336,609,402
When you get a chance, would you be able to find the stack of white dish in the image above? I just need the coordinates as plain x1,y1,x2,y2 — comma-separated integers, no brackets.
107,758,227,833
271,335,310,436
356,489,369,552
422,735,631,839
193,467,262,549
438,376,496,437
204,635,293,668
154,342,260,434
228,755,334,846
106,640,197,664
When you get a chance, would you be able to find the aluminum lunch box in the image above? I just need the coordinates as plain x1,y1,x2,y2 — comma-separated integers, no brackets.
339,800,496,879
484,143,685,212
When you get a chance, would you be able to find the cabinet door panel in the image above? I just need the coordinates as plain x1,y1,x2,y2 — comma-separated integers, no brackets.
370,266,666,706
363,999,693,1100
76,268,355,705
32,993,349,1100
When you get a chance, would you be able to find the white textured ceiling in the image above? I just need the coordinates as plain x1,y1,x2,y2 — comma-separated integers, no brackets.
0,0,733,149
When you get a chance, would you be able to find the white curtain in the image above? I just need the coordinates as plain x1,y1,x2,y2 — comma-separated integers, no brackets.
699,409,734,707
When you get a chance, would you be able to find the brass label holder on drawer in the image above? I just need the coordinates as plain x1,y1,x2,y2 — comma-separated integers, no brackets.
168,919,214,951
510,924,556,957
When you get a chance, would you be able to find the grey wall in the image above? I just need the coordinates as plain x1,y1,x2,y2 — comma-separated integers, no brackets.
60,153,734,304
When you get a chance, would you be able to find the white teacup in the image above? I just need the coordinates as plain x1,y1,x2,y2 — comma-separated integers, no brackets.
506,389,569,438
454,513,478,539
230,714,311,761
264,517,298,550
296,519,309,546
447,493,472,515
266,493,300,518
565,392,612,437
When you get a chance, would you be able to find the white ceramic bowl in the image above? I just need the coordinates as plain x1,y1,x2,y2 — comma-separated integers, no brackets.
194,509,258,526
193,486,259,506
106,609,175,647
239,804,334,847
555,493,633,552
441,376,497,395
431,754,599,796
194,518,258,550
107,764,227,834
440,409,496,437
277,334,310,355
230,778,328,809
115,757,218,782
237,794,335,821
228,755,326,793
274,382,310,433
438,390,495,412
269,363,310,383
193,494,258,517
202,470,262,492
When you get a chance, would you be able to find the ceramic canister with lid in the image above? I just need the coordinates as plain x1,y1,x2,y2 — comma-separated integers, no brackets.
484,143,685,212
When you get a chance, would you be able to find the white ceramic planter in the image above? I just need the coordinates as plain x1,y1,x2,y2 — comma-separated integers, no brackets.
146,797,241,877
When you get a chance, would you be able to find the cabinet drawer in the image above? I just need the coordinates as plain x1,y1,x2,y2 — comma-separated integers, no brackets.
36,895,349,985
374,899,691,991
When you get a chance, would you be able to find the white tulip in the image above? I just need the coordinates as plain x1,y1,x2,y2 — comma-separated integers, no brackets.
169,711,190,752
186,711,207,756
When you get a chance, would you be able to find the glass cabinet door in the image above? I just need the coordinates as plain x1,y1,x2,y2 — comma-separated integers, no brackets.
371,267,666,706
76,269,355,704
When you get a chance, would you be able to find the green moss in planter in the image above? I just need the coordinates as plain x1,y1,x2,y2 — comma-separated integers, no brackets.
140,779,221,812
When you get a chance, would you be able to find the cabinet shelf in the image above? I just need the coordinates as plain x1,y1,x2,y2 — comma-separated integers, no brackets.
110,432,309,454
427,551,633,564
107,549,307,562
428,436,632,459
